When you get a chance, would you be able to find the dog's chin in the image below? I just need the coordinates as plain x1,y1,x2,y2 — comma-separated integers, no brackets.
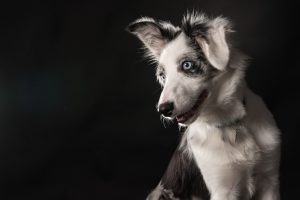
176,90,208,125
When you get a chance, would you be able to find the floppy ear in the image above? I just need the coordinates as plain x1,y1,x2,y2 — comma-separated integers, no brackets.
127,18,169,59
195,17,232,71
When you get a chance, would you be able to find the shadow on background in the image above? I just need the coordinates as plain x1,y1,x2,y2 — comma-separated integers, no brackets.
0,0,298,199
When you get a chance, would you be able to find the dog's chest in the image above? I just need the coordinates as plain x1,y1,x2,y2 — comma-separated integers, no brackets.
186,122,246,167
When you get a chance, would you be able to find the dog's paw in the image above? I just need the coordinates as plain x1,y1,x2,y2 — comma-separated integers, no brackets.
146,185,178,200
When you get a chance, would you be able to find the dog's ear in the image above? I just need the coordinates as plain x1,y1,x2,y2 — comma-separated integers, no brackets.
127,18,176,59
196,17,232,71
183,14,232,71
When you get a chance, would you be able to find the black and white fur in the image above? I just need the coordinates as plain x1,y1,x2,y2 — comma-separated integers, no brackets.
127,12,280,200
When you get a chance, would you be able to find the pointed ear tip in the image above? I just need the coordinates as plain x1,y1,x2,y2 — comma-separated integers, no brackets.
126,17,158,34
125,23,137,33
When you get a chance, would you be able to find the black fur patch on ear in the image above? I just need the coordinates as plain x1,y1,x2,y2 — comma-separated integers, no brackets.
182,22,208,39
159,24,181,42
181,12,209,39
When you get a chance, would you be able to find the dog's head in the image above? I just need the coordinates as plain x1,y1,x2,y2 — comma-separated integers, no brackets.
127,12,245,125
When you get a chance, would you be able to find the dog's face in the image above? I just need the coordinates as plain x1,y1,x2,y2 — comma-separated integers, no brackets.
128,13,232,125
156,33,212,124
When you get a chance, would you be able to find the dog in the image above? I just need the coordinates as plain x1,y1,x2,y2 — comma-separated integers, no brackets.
127,11,281,200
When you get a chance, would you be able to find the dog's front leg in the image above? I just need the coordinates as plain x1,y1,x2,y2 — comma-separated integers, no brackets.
257,188,280,200
146,184,177,200
197,163,252,200
146,144,210,200
254,177,280,200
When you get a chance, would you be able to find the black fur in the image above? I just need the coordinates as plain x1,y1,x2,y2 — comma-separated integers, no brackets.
158,22,181,41
181,15,209,39
160,132,210,199
184,36,218,78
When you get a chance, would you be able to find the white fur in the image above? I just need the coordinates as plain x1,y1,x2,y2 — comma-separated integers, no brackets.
159,31,280,200
129,13,280,200
159,36,280,199
196,17,232,71
185,86,280,200
158,33,210,118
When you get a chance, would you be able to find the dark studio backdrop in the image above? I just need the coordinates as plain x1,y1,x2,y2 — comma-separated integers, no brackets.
0,0,299,199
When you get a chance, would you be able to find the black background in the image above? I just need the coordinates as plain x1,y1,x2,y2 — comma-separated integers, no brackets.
0,0,299,199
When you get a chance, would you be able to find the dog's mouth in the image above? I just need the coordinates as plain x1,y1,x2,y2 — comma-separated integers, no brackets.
176,90,208,124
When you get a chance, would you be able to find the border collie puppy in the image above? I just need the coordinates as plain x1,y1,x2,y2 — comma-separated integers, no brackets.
127,11,281,200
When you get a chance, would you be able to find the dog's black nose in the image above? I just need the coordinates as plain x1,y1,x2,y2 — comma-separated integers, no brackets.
158,102,174,117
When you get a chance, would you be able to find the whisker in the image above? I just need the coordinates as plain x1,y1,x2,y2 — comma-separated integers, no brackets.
160,115,175,127
160,115,167,128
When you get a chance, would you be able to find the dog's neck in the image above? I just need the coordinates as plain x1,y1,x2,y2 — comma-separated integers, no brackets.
179,80,247,135
197,87,246,128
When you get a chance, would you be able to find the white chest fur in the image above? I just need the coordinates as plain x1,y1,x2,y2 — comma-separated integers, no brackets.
186,121,258,199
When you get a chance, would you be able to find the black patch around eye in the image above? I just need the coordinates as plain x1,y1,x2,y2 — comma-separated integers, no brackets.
187,65,202,74
180,37,217,78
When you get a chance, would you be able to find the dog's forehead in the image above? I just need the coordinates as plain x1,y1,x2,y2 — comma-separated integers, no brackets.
158,33,193,67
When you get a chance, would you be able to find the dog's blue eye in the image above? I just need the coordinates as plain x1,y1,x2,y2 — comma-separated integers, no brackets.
182,61,193,70
182,61,197,73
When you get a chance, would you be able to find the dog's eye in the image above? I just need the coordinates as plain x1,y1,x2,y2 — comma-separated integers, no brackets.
181,61,198,73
